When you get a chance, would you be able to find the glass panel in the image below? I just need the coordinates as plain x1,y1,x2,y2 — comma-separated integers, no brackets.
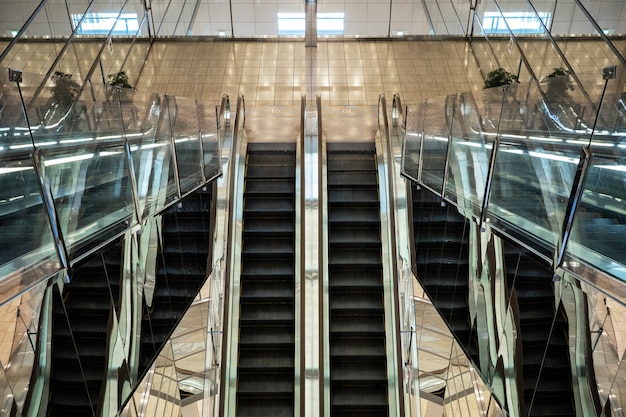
197,102,221,181
171,300,208,400
488,141,569,250
0,357,17,417
445,90,495,215
569,152,626,278
3,279,48,414
0,152,60,301
102,312,133,417
39,141,135,261
60,242,122,414
169,96,202,194
47,279,94,415
143,341,181,416
152,0,196,37
401,103,424,182
421,95,452,193
578,278,626,416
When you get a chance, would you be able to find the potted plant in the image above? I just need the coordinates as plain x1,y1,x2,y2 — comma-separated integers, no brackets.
106,71,134,101
107,71,133,89
543,67,574,100
47,71,82,131
51,71,80,107
483,68,519,89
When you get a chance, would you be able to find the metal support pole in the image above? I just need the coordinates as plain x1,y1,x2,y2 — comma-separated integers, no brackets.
9,68,71,281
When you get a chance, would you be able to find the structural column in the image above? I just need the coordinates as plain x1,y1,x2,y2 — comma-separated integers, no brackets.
305,0,317,47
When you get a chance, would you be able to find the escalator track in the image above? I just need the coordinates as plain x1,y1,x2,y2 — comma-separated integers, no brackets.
236,143,296,417
410,184,479,367
327,142,389,417
139,185,214,375
504,242,575,417
48,240,122,417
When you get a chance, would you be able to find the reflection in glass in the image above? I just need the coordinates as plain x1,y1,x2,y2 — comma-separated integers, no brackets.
420,96,453,193
170,96,203,194
40,143,135,260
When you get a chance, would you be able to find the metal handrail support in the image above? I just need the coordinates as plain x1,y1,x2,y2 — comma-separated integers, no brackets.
554,146,592,279
478,86,508,232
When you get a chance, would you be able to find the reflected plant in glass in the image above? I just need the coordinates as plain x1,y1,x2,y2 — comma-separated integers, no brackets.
46,71,82,131
542,67,574,102
483,68,518,89
51,71,80,107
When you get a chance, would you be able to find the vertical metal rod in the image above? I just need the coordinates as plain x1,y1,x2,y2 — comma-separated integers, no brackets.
32,150,71,281
165,95,183,199
553,147,592,278
195,98,207,182
441,94,456,199
115,87,143,226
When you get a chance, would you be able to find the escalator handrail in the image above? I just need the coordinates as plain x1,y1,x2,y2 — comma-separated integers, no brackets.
392,93,406,132
378,93,405,417
218,93,245,417
216,94,230,130
316,93,326,416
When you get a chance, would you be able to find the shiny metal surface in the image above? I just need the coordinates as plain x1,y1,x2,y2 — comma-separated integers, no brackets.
377,95,404,417
303,95,322,417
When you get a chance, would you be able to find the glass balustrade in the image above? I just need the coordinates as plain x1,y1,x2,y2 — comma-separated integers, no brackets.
402,78,626,282
0,73,222,293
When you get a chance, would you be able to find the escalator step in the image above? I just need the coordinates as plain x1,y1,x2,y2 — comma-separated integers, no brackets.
240,303,294,323
246,165,295,179
331,360,387,381
329,249,381,266
330,292,384,312
331,385,388,406
331,337,386,358
328,172,378,186
240,281,294,300
238,348,294,369
330,314,385,334
244,198,295,215
329,228,381,246
236,398,294,417
243,218,294,235
239,325,294,346
329,270,382,288
329,207,380,224
238,371,294,393
241,259,294,277
242,237,294,256
245,179,294,196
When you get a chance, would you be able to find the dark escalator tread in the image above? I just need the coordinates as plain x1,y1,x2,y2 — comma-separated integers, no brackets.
237,144,296,416
139,186,213,377
331,384,388,406
411,184,479,373
327,142,388,416
236,398,294,417
505,244,575,417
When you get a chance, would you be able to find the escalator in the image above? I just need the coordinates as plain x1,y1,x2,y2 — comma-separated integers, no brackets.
410,184,479,366
139,185,214,375
236,143,296,417
48,240,123,417
504,242,575,417
326,142,389,416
